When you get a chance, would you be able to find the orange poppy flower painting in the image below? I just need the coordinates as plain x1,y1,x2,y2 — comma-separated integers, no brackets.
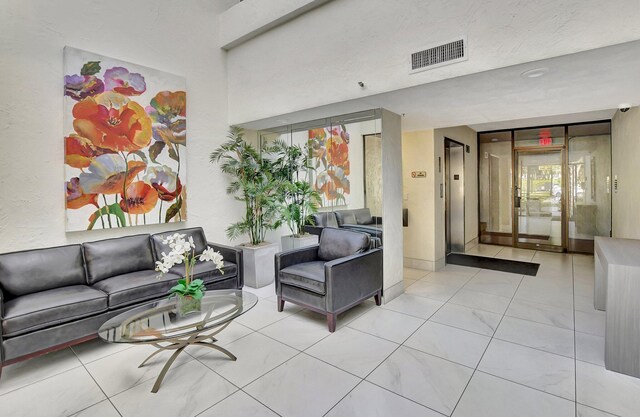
308,125,351,207
64,47,187,231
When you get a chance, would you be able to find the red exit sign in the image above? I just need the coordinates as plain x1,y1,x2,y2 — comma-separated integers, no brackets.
539,128,552,146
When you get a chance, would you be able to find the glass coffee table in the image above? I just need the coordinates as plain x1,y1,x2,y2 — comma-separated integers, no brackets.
98,289,258,393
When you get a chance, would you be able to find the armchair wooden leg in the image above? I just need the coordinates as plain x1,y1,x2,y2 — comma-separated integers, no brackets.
374,291,382,306
277,296,284,312
326,313,337,332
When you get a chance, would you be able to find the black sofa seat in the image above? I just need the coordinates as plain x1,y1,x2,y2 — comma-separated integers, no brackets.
93,270,181,309
279,261,326,295
2,286,107,338
171,260,237,285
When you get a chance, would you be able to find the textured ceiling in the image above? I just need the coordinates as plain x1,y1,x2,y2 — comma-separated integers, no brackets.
227,0,640,127
239,40,639,132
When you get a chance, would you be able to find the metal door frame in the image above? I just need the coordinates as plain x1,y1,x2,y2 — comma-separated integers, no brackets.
445,137,466,254
512,146,566,253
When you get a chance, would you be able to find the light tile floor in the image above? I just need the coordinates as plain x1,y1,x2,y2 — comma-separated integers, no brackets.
1,245,640,416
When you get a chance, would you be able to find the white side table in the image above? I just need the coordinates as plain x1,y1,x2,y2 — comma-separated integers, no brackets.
594,236,640,311
594,236,640,378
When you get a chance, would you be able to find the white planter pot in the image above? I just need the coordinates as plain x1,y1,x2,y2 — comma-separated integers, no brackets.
239,242,279,289
280,234,319,251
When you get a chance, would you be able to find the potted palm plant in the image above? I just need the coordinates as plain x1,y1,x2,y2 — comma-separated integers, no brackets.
269,139,321,251
210,127,284,288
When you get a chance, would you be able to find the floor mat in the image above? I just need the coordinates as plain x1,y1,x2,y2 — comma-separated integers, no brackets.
446,253,540,276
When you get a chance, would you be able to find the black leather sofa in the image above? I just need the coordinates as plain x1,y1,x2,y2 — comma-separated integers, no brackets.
0,227,242,373
275,228,382,332
305,208,383,240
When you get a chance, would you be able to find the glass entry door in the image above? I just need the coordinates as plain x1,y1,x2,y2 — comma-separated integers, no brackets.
514,150,565,251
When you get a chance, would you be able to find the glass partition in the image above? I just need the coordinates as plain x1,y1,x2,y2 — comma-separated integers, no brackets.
478,131,513,245
567,122,611,252
259,109,383,236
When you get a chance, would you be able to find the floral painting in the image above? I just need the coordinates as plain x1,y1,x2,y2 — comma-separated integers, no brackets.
64,47,186,231
308,125,350,207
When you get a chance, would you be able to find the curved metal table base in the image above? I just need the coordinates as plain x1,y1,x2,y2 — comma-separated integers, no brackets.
137,321,236,393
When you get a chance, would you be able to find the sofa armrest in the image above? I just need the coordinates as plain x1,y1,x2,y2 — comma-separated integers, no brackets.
275,245,319,272
207,241,243,288
0,286,4,363
206,241,240,263
324,249,383,312
303,225,324,236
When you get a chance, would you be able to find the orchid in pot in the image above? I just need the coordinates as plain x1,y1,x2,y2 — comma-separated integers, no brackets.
155,233,224,316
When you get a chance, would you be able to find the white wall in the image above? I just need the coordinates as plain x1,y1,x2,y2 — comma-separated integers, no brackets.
401,125,478,270
612,107,640,239
219,0,333,49
402,130,436,264
0,0,238,253
434,126,479,254
380,110,404,302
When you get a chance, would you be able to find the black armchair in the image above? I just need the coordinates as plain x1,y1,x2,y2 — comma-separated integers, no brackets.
275,228,382,332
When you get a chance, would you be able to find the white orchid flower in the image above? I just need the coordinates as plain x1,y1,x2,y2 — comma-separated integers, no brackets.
156,234,225,279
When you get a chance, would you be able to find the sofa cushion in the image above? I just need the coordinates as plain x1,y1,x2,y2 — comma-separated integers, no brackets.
92,270,181,309
2,285,107,337
279,261,326,295
334,210,357,226
311,212,339,228
151,228,208,260
317,228,370,262
83,234,155,285
0,245,86,297
352,208,374,225
170,260,237,285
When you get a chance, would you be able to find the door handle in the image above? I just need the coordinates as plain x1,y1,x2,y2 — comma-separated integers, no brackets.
515,196,521,208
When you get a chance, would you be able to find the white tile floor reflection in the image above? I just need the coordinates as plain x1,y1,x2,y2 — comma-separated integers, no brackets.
2,245,640,416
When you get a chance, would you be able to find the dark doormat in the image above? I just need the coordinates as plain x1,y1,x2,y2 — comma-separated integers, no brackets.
446,253,540,276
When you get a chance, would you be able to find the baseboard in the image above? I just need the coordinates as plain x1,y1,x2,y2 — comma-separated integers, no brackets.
465,237,479,252
403,257,446,272
383,280,404,304
403,257,433,271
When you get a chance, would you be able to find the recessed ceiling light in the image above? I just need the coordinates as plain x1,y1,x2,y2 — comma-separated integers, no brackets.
521,67,549,78
277,119,289,124
491,138,499,142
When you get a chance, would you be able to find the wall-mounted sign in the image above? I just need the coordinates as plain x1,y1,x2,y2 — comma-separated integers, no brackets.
539,128,552,146
411,171,427,178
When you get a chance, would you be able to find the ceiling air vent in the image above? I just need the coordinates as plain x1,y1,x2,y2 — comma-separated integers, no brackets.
410,38,467,73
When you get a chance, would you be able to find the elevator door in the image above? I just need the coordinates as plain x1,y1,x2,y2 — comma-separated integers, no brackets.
514,149,565,251
445,139,465,254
